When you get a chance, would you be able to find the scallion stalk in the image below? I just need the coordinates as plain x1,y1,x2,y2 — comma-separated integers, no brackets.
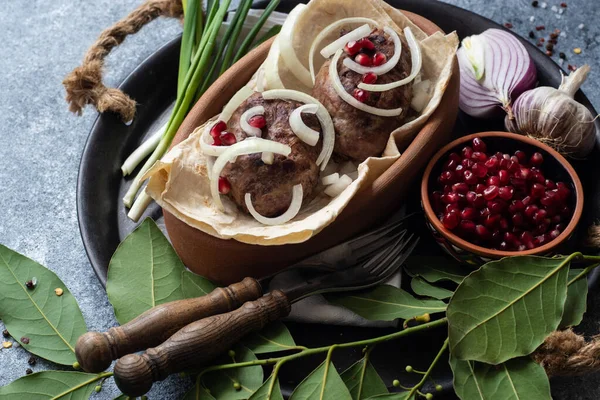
178,0,201,96
121,122,166,176
218,0,253,75
232,0,280,64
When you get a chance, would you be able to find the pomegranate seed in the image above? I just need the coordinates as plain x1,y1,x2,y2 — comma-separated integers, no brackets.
488,199,506,214
452,183,469,194
508,161,520,173
525,205,539,219
218,177,231,194
518,244,527,251
521,231,533,243
475,224,491,240
344,40,361,55
472,137,487,152
498,170,510,184
555,223,566,231
551,215,562,224
466,191,478,204
220,132,237,145
516,167,531,180
548,229,561,240
362,72,378,84
530,183,546,198
561,206,571,217
504,232,519,245
455,165,465,174
522,196,533,206
500,157,510,169
449,152,462,163
357,38,375,50
248,115,267,129
512,212,524,226
464,170,478,185
441,211,460,229
514,150,527,164
498,186,514,200
499,241,509,251
472,163,488,178
534,235,547,246
210,121,227,138
443,158,458,171
483,185,499,200
460,220,476,234
353,89,369,103
492,230,502,243
442,193,460,204
476,184,487,194
484,156,499,171
480,208,491,219
530,152,544,166
446,203,460,213
462,146,474,159
487,176,501,186
510,177,526,188
485,214,502,229
439,171,455,184
545,179,556,190
461,207,478,220
509,200,525,213
471,152,488,163
534,209,548,223
556,182,571,200
499,217,509,230
212,136,223,146
462,159,474,168
473,195,486,209
372,52,387,66
511,155,520,164
531,171,545,184
355,53,373,66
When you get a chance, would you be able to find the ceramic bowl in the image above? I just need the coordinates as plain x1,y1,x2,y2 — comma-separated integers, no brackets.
421,131,584,266
164,11,460,284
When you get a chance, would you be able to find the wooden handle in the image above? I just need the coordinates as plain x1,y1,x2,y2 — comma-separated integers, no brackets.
75,277,262,373
113,290,291,397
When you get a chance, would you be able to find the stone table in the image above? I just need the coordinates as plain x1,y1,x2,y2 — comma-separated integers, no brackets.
0,0,598,399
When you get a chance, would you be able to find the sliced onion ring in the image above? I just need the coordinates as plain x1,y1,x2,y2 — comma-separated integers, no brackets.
278,5,313,88
255,68,265,92
241,106,265,137
320,24,372,59
245,184,303,226
262,152,274,164
220,86,255,122
262,89,334,170
309,17,379,84
289,104,320,146
200,122,228,157
330,50,403,117
358,27,422,92
343,27,402,75
211,139,292,210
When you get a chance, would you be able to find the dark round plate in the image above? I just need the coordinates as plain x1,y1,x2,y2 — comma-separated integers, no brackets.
77,0,600,398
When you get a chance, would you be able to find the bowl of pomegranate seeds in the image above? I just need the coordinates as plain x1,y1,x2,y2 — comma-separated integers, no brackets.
421,132,583,265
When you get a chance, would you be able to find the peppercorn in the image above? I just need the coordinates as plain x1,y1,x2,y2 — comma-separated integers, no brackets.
539,38,545,43
536,25,545,31
559,52,566,59
528,31,536,39
25,369,33,375
548,39,557,45
546,43,554,51
2,329,9,338
25,280,34,289
21,337,30,345
560,2,567,7
504,22,513,29
546,50,553,57
550,32,559,40
28,356,36,366
532,0,539,6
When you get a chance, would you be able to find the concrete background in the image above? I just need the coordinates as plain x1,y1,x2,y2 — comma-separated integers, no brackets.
0,0,598,398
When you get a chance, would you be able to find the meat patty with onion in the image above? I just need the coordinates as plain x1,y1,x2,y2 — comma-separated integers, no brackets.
312,28,413,162
222,93,322,217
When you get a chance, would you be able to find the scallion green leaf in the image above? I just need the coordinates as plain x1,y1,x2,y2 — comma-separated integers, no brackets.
232,0,280,64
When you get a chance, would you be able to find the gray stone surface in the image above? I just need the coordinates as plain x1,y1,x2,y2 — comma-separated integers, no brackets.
0,0,598,399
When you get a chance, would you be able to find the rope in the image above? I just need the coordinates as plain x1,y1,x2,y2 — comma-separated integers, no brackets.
63,0,183,121
534,329,600,377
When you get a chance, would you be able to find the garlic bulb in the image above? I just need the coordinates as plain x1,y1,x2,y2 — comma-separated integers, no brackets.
506,65,597,158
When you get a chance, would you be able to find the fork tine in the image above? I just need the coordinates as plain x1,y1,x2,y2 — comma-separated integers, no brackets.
350,224,406,262
365,232,409,275
372,234,419,280
347,216,406,253
358,230,406,273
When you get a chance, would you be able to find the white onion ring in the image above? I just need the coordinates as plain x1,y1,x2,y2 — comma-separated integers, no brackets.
220,86,255,123
324,174,353,197
200,122,228,157
245,184,303,226
343,27,402,75
330,50,403,117
210,139,292,210
262,89,334,170
309,17,379,84
255,68,265,92
320,24,373,59
321,173,339,186
278,5,313,88
358,27,422,92
262,152,274,164
289,104,320,146
240,106,265,137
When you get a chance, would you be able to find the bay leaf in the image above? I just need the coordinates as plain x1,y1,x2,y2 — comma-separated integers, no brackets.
364,393,409,399
0,245,87,365
328,285,447,321
107,218,215,324
341,358,388,399
410,277,453,300
0,371,107,400
244,322,297,354
560,269,587,328
447,256,570,364
450,355,551,400
290,361,352,400
203,344,263,399
248,374,284,400
404,256,469,284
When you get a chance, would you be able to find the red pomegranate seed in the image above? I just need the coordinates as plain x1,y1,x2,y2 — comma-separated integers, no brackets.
248,115,267,129
476,184,487,194
545,179,556,190
504,232,519,245
492,230,502,243
472,163,488,178
355,53,373,66
512,212,524,226
509,199,525,213
525,205,539,219
462,146,474,159
534,235,547,246
452,182,469,194
353,88,369,103
530,152,544,166
488,199,506,214
344,40,361,55
446,203,460,213
551,215,562,224
449,152,462,163
510,177,526,188
499,241,509,251
443,158,458,171
483,185,499,200
441,211,460,229
561,206,571,217
534,209,548,223
472,137,487,152
480,207,491,219
455,165,465,175
372,52,387,66
460,220,476,234
218,177,231,194
464,170,478,185
522,196,533,206
548,229,561,240
357,38,375,50
520,231,533,243
462,158,474,168
531,170,545,184
514,150,527,164
362,72,378,84
510,155,520,164
508,161,520,173
475,224,492,240
210,121,227,138
555,223,566,231
498,170,510,184
442,193,460,204
556,182,571,200
220,132,237,145
499,217,509,230
487,176,500,186
439,170,455,184
530,183,546,198
498,186,514,200
517,244,527,251
516,166,531,180
471,152,488,163
466,191,478,204
212,136,223,146
484,156,499,171
461,207,478,220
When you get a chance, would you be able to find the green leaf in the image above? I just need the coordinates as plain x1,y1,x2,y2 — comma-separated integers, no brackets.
560,269,588,328
113,396,128,400
404,256,469,284
290,361,353,400
364,394,409,400
450,355,551,400
410,277,454,300
182,384,216,400
0,245,87,365
341,359,388,399
248,374,284,400
107,218,215,324
447,255,571,364
328,285,447,321
244,322,297,354
0,371,108,400
203,344,263,399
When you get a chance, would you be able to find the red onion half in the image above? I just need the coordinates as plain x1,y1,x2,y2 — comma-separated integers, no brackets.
458,29,537,119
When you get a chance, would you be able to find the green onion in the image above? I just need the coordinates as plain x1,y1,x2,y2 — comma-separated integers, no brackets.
232,0,280,64
178,0,200,96
218,0,253,75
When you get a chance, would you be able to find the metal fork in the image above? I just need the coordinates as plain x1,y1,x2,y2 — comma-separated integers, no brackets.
112,230,419,396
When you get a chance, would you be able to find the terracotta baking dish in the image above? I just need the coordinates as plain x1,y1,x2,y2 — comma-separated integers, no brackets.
164,11,460,284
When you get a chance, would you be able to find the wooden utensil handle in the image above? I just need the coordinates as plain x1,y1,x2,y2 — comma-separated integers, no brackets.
75,277,262,372
113,290,291,397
